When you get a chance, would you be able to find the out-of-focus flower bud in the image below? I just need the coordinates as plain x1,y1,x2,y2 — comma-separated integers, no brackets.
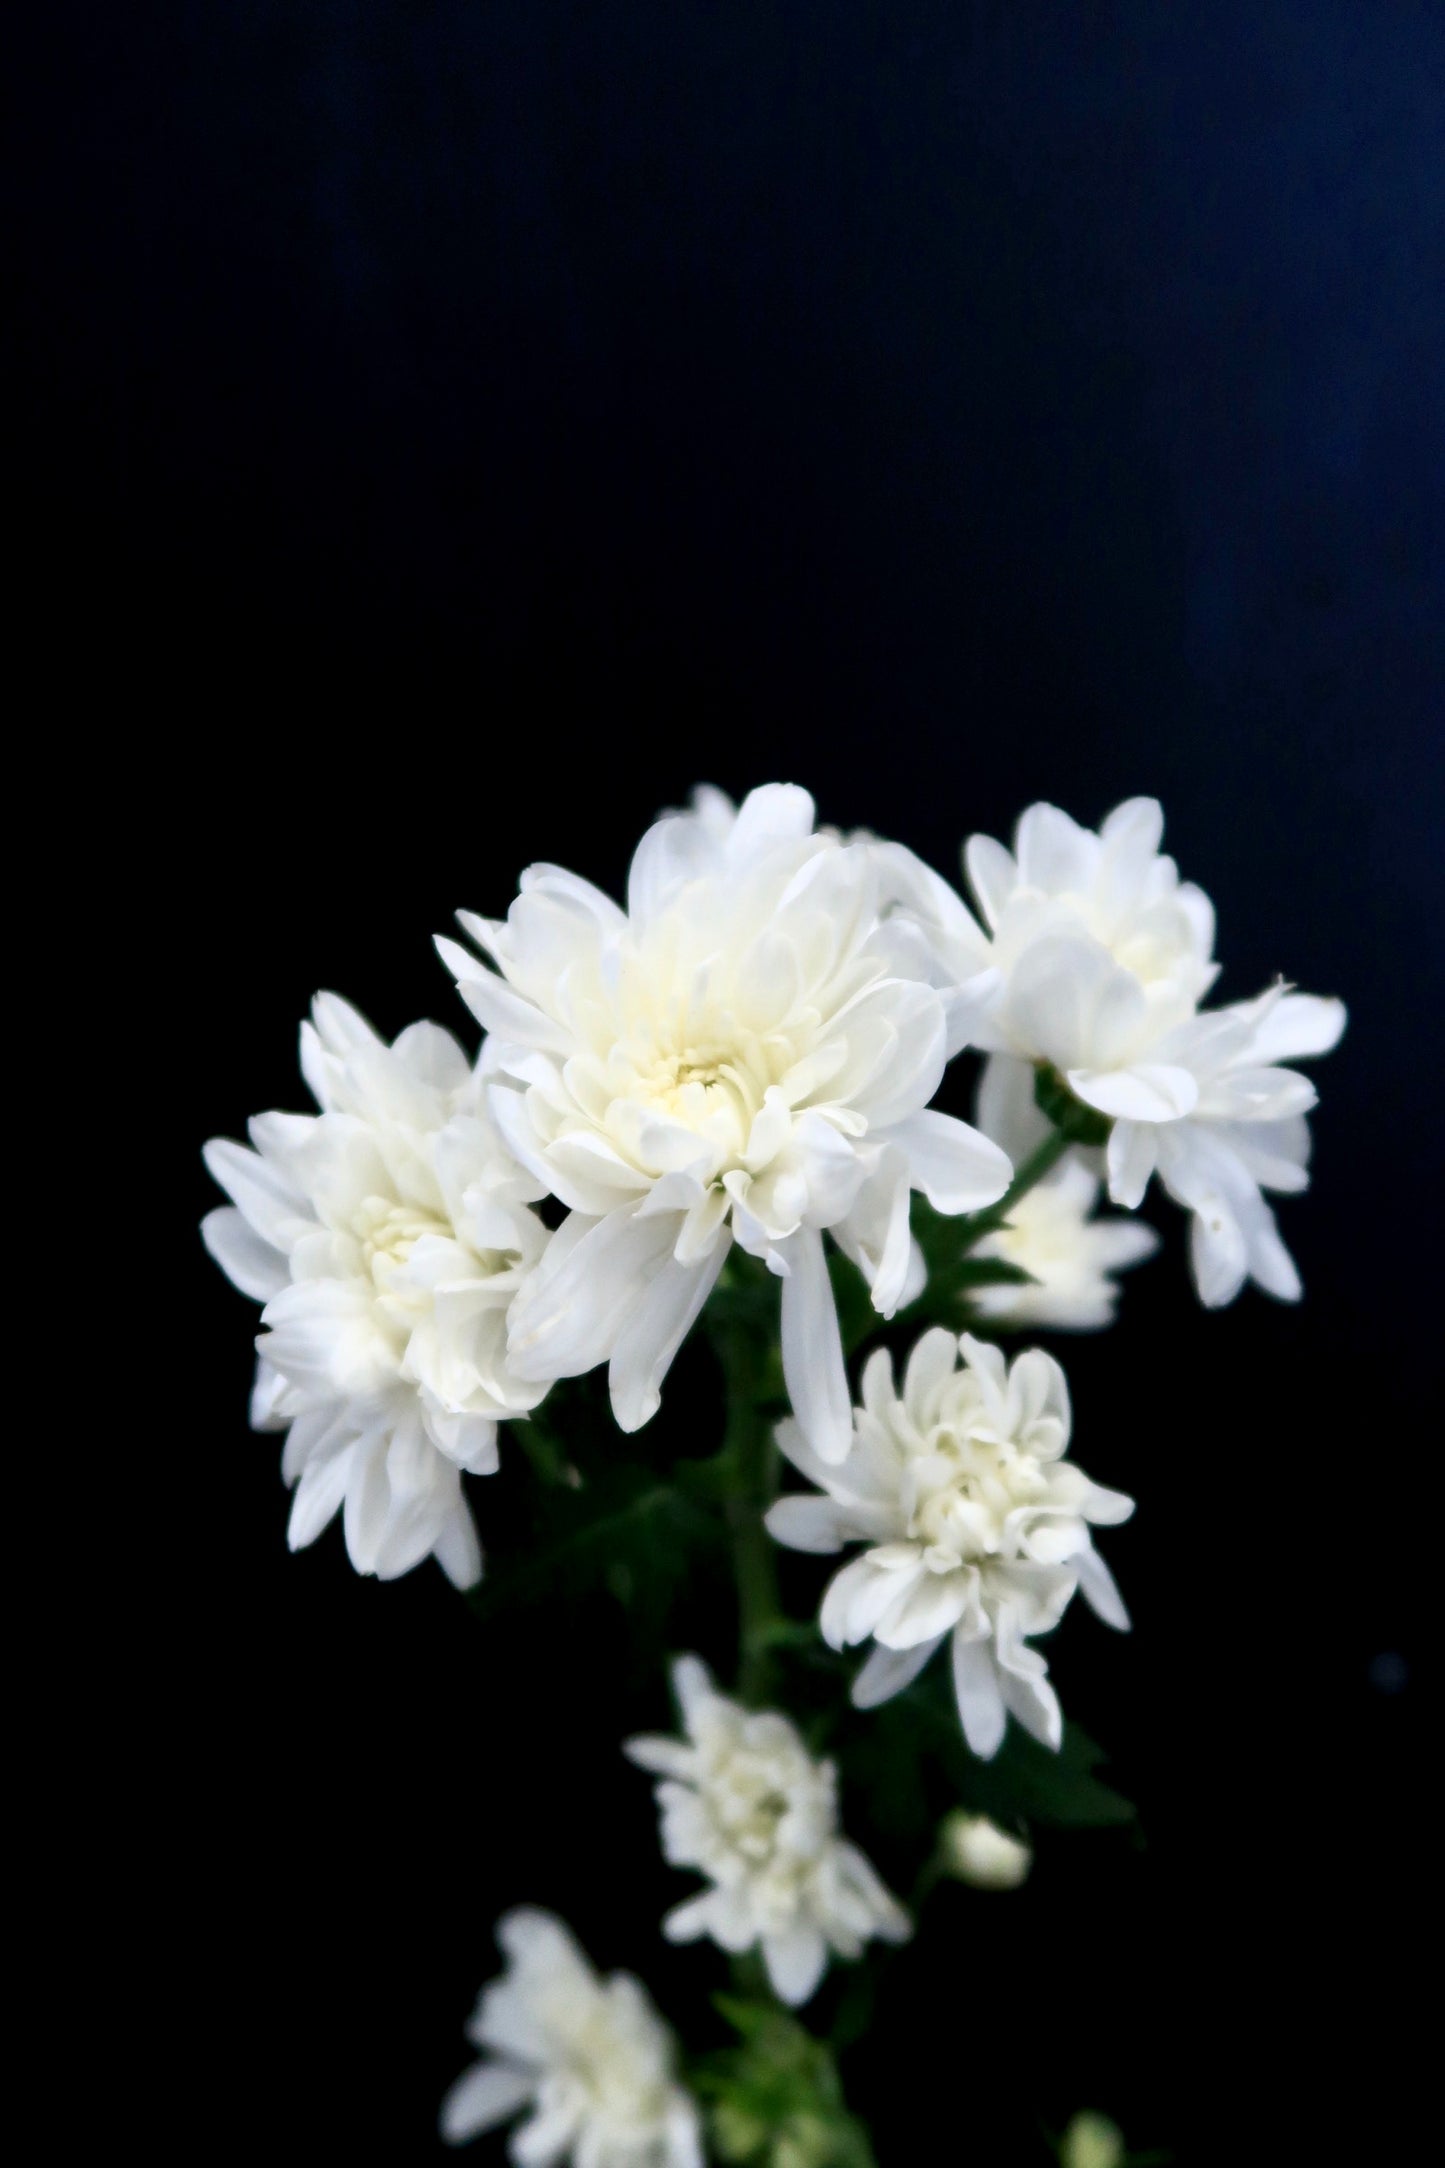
939,1811,1032,1889
1060,2110,1125,2168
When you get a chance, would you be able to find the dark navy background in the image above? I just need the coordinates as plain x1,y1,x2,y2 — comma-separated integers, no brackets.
30,5,1439,2161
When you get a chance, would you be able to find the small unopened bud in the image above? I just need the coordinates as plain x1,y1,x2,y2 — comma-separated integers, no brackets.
940,1811,1032,1890
1060,2111,1125,2168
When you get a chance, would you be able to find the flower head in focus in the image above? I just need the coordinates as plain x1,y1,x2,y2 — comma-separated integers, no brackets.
202,995,549,1586
765,1330,1133,1758
886,796,1345,1306
625,1655,909,2005
969,1055,1157,1330
440,1909,702,2165
440,784,1011,1461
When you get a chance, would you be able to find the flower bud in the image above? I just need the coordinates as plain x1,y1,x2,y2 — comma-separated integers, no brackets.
939,1811,1032,1889
1060,2110,1125,2168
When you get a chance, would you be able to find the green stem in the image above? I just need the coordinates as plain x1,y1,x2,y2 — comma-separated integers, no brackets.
959,1125,1072,1251
720,1329,783,1706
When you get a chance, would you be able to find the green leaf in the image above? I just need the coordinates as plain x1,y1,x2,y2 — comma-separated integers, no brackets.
467,1460,726,1642
837,1662,1136,1840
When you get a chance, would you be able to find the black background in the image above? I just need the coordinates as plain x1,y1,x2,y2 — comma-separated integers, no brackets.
28,4,1439,2162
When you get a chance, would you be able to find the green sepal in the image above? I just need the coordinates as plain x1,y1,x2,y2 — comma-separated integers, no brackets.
1033,1063,1113,1147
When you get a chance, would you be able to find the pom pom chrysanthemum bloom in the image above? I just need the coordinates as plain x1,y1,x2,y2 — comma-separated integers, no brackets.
440,1909,703,2165
440,784,1012,1460
625,1655,909,2005
883,796,1346,1306
766,1331,1133,1757
202,995,549,1585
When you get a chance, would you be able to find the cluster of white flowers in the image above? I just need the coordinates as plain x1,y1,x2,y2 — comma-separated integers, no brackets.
440,783,1011,1463
883,796,1345,1306
204,787,1343,1587
441,1909,702,2165
202,781,1344,2157
202,996,549,1586
625,1655,909,2005
766,1331,1133,1756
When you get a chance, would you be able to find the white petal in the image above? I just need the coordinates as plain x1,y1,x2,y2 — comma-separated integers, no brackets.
728,782,817,856
628,813,719,920
779,1227,852,1464
1246,1214,1303,1302
1246,991,1346,1064
975,1053,1050,1161
1015,802,1094,893
1068,1063,1199,1122
1196,1065,1317,1123
287,1442,356,1551
202,1137,309,1248
1003,935,1120,1073
901,1324,962,1412
622,1735,697,1778
1188,1199,1249,1309
249,1357,293,1431
1098,795,1165,865
764,1496,853,1554
201,1206,290,1301
951,1631,1007,1759
875,1573,970,1648
507,1207,676,1383
1076,1546,1129,1630
439,2061,535,2146
608,1244,728,1431
671,1653,715,1725
435,937,572,1054
310,990,379,1055
997,1657,1063,1751
890,1110,1012,1213
433,1503,483,1589
1106,1118,1157,1208
761,1925,828,2007
963,833,1018,925
851,1637,938,1707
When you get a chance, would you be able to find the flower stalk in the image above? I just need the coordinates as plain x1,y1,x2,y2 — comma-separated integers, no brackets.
713,1311,785,1707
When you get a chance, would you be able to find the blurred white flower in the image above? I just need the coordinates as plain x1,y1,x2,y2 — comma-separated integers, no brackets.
440,784,1010,1462
440,1909,702,2166
625,1655,909,2005
765,1330,1133,1758
1060,2111,1125,2168
202,995,549,1586
886,796,1345,1307
970,1055,1157,1330
939,1810,1032,1890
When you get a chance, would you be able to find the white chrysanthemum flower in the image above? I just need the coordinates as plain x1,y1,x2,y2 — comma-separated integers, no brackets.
439,784,1012,1462
885,797,1345,1307
202,995,549,1587
969,1055,1157,1330
440,1909,702,2166
939,1810,1033,1890
624,1655,909,2005
764,1331,1133,1759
